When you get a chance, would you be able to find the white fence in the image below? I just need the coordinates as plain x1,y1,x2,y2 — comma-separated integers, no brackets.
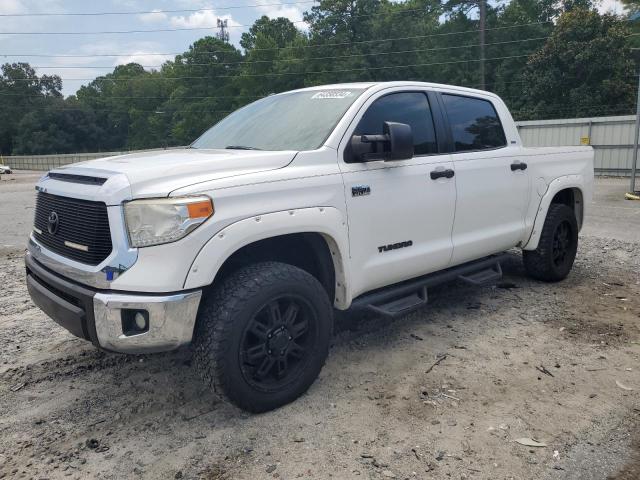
2,151,126,171
516,115,635,176
2,115,637,176
2,147,182,171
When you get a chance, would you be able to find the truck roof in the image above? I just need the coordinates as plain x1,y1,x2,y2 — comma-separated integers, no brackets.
286,81,496,98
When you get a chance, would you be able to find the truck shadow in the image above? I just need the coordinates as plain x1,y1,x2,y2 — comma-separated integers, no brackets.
333,250,527,336
2,249,601,477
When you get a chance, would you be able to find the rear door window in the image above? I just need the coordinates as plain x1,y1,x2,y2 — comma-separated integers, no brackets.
442,95,507,152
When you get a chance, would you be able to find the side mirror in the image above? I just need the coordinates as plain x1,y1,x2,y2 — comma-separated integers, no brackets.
384,121,414,161
349,121,414,162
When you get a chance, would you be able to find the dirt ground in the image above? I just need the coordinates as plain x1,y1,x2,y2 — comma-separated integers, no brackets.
1,173,640,480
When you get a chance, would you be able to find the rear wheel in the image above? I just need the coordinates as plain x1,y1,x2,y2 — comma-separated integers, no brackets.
194,261,333,412
523,203,578,282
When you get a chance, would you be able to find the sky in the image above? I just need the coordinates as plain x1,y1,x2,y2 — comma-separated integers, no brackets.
0,0,627,96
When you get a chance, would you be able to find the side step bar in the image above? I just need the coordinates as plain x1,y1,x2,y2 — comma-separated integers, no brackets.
352,254,509,318
458,262,502,286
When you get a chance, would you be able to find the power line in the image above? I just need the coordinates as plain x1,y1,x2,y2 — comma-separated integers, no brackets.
512,104,636,118
0,17,551,36
0,1,317,17
2,74,636,100
0,7,449,34
0,21,554,59
475,74,639,90
8,102,636,116
3,105,234,114
8,54,534,82
25,37,550,70
0,92,263,99
6,27,637,69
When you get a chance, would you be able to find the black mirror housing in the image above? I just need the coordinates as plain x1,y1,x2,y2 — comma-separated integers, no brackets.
348,121,413,162
384,121,413,161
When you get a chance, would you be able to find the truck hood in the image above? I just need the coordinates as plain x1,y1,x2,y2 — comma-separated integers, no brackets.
52,148,296,201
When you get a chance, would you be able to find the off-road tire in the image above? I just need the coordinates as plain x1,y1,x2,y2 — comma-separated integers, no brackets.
523,203,578,282
193,261,333,412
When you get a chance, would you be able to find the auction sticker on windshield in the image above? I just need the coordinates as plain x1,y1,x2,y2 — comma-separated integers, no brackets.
311,91,354,99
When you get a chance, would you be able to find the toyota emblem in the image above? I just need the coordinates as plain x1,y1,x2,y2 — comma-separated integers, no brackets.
47,211,59,235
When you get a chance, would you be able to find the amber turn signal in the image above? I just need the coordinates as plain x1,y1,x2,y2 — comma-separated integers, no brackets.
187,199,214,219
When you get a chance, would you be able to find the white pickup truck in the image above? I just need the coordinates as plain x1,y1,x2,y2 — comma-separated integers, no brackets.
26,82,594,412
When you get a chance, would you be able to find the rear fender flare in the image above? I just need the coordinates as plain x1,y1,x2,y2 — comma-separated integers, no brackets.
522,174,585,251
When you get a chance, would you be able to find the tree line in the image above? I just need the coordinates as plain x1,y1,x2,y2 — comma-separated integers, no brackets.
0,0,637,156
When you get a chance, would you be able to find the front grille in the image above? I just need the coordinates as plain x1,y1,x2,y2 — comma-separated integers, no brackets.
33,192,113,265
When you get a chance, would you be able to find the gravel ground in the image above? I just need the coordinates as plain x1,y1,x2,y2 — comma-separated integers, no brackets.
1,173,639,479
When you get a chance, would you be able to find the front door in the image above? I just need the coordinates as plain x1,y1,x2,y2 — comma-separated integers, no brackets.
338,90,457,299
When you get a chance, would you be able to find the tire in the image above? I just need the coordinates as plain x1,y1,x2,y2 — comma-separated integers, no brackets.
523,203,578,282
193,261,333,412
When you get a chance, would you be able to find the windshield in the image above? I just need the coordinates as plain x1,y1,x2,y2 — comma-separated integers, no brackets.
191,88,366,151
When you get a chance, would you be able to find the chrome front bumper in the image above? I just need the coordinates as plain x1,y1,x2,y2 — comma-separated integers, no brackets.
26,251,202,354
93,290,201,353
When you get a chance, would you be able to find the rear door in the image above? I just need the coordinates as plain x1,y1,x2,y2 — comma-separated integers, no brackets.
440,93,530,265
338,90,457,298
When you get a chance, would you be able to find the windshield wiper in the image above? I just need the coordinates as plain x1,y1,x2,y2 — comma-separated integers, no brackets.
225,145,262,150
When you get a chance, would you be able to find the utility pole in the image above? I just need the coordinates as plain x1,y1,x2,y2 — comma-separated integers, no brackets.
631,68,640,194
479,0,486,90
216,18,229,43
628,17,640,194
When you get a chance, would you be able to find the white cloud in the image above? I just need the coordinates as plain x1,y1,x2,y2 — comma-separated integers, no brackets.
0,0,26,15
72,41,172,69
0,0,65,15
31,40,174,96
138,9,168,23
255,0,306,26
168,9,243,44
170,0,211,7
170,10,237,29
113,52,173,69
598,0,624,14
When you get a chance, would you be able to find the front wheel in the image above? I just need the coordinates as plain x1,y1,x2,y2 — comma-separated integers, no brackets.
523,203,578,282
193,262,333,412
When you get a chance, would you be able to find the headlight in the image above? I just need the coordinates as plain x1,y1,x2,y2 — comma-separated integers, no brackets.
124,196,214,248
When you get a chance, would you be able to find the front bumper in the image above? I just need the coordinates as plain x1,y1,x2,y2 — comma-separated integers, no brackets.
26,252,202,354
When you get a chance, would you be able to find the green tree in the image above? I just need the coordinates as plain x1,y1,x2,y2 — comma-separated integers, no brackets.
77,63,169,151
303,0,442,85
241,16,301,51
519,8,635,119
237,16,308,98
162,37,243,145
480,0,556,111
13,97,104,154
0,63,62,155
621,0,640,11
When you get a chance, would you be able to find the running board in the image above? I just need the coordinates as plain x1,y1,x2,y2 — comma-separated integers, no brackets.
352,254,508,318
457,262,502,286
367,286,428,317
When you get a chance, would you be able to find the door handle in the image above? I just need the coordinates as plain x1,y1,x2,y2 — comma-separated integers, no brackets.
430,169,455,180
511,162,528,171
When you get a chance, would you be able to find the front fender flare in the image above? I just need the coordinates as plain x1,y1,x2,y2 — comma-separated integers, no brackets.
182,207,353,309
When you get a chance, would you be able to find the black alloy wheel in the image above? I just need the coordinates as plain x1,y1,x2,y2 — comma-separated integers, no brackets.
523,203,578,282
551,220,572,268
240,295,317,392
